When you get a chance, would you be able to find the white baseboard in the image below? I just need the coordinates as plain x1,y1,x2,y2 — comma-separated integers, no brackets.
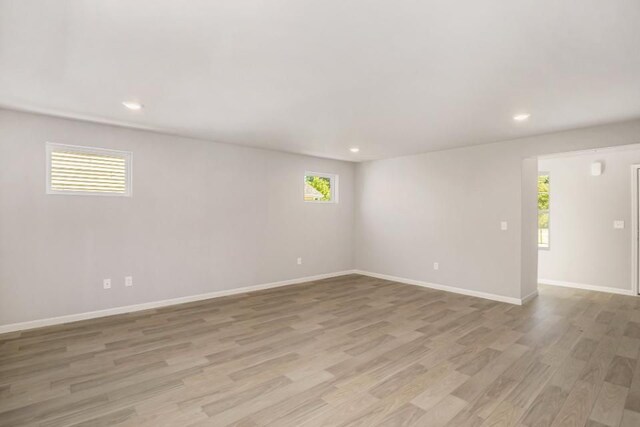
354,270,527,305
0,270,357,334
539,279,636,296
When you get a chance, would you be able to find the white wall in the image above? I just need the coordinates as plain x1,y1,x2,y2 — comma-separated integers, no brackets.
538,148,640,292
355,119,640,300
355,144,525,299
2,109,640,328
0,109,355,326
520,157,539,299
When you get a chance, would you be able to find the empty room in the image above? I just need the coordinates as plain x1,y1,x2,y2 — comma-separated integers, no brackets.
1,1,640,426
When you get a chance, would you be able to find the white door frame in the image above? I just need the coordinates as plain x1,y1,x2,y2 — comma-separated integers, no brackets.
632,164,640,295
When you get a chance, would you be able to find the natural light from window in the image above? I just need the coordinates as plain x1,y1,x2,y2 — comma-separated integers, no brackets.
538,173,550,248
304,172,337,203
46,143,132,197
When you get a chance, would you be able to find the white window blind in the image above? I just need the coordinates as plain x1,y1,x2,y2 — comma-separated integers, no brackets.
46,143,132,196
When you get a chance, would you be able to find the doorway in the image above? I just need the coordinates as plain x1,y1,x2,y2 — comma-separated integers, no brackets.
534,145,640,296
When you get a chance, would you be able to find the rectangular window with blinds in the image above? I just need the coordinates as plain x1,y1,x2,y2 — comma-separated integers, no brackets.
46,143,132,196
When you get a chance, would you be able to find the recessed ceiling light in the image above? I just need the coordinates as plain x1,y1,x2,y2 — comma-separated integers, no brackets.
513,113,530,121
122,101,143,111
349,147,360,153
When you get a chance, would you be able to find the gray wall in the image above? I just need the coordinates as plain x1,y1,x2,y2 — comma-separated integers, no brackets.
538,148,640,291
0,109,355,325
355,119,640,299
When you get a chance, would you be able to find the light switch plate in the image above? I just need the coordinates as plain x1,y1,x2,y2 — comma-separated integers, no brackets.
500,221,508,231
614,220,625,229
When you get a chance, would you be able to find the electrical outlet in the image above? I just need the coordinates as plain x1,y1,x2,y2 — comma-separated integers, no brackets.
500,221,508,231
613,220,625,229
297,257,302,265
103,279,111,289
125,276,133,287
433,262,439,270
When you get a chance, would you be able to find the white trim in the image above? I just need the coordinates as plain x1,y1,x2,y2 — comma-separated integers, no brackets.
46,142,133,197
632,164,640,295
304,171,338,203
539,278,636,296
0,270,356,334
354,270,525,305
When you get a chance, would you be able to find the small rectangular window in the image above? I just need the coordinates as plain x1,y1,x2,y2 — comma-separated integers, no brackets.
46,143,132,197
304,172,337,203
538,173,549,249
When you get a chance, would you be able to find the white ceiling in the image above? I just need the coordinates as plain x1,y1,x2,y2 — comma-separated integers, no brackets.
1,0,639,161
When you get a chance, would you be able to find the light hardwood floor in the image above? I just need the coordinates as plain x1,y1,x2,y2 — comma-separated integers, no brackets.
1,274,640,426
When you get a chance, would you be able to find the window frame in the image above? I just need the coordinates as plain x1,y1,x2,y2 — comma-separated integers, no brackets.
46,142,133,197
538,171,550,250
303,171,338,203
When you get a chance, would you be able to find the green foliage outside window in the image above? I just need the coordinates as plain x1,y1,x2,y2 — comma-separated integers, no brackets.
305,176,332,201
538,175,549,210
538,211,549,229
538,174,550,247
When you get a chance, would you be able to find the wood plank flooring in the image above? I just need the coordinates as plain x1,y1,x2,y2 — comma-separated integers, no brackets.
1,274,640,426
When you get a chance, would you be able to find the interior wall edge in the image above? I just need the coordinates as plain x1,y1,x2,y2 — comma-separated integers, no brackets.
521,290,539,304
